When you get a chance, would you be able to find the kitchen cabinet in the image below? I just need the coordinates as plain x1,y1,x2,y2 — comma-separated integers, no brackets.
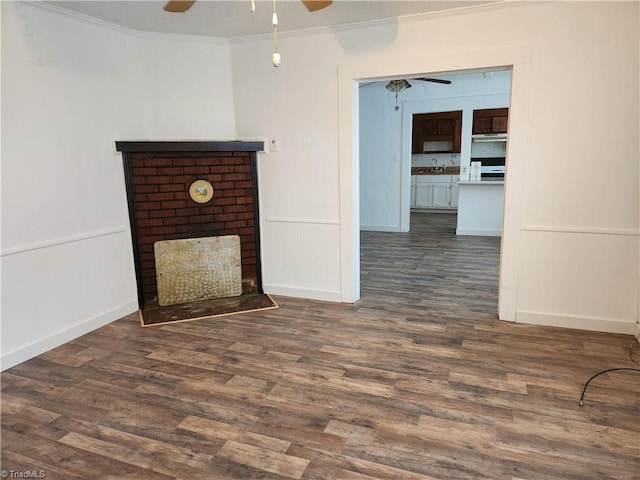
472,108,509,134
432,183,451,208
411,176,421,207
412,111,463,153
415,183,433,207
456,181,504,236
411,175,460,209
449,182,459,208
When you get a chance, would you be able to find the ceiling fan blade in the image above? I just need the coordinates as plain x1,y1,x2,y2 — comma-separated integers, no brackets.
416,77,452,85
301,0,333,12
163,0,196,13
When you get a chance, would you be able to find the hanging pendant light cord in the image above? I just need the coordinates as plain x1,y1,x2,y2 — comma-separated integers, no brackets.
271,0,281,66
273,0,278,52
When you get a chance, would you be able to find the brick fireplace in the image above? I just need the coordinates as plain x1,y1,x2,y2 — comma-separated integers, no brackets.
116,141,264,310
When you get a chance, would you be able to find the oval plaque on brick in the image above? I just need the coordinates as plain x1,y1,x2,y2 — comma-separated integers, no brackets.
189,179,214,203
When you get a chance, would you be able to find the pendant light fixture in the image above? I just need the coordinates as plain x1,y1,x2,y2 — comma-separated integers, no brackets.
271,0,281,67
248,0,279,66
385,79,412,111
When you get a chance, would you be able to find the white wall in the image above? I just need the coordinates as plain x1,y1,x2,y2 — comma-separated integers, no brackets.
136,34,236,139
231,30,344,301
0,2,237,369
232,1,639,333
359,81,403,231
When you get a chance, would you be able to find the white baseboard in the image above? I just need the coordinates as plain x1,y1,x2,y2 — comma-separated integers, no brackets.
456,228,501,237
516,310,637,335
411,208,457,214
360,224,402,232
263,284,342,303
1,301,139,371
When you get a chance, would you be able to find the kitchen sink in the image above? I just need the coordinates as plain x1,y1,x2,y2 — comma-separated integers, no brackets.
411,165,460,175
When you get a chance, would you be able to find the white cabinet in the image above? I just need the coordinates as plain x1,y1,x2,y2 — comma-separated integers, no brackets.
415,182,433,207
411,175,459,209
432,183,451,208
410,177,417,207
456,182,504,236
450,182,459,208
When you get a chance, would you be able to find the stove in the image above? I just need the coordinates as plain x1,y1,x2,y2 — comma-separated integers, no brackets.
473,157,505,178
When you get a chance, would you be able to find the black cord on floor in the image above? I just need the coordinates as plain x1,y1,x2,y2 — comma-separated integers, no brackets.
579,367,640,406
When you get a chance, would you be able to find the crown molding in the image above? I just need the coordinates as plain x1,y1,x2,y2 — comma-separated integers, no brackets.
31,0,523,46
31,2,230,45
230,1,522,44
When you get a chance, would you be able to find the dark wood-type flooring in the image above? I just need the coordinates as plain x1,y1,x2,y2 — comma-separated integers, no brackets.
2,212,639,479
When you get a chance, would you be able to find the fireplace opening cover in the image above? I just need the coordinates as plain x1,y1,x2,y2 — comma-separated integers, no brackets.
154,235,242,307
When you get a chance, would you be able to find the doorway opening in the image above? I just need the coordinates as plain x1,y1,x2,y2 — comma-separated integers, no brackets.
352,66,514,319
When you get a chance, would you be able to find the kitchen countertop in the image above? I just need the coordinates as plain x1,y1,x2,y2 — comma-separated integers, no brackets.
411,166,460,175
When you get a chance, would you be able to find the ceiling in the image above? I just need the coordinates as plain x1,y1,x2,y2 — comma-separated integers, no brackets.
43,0,496,39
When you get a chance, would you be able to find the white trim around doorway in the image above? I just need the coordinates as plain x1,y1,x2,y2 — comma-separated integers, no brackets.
337,46,534,322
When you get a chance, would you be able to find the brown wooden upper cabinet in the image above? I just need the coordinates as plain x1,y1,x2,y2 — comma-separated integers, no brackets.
412,110,463,153
472,108,509,134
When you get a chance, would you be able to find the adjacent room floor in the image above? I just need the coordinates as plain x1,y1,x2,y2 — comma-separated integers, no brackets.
2,212,638,479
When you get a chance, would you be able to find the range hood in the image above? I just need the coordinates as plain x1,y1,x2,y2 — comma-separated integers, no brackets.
472,133,508,142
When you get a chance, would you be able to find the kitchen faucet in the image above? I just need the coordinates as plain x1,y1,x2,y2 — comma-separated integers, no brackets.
431,158,446,173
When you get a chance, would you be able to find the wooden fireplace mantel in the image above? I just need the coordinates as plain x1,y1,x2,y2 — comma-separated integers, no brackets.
115,140,264,153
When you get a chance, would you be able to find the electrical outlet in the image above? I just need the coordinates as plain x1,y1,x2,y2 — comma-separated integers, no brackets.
269,138,279,152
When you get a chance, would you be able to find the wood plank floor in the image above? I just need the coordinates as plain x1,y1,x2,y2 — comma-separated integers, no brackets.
2,212,639,479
